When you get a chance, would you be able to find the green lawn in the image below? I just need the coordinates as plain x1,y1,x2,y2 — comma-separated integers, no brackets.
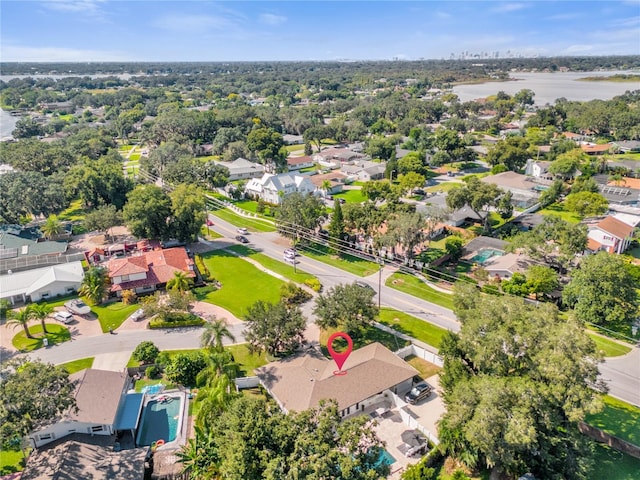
300,242,380,277
591,443,640,479
585,395,640,446
285,144,305,152
378,308,448,348
227,343,268,376
11,323,71,351
90,301,139,332
386,272,455,310
128,153,141,161
208,203,276,232
134,378,178,393
587,332,632,357
333,189,367,204
58,198,87,222
0,449,26,475
60,357,94,374
425,182,460,193
227,244,317,284
404,355,441,379
200,249,285,318
626,247,640,259
200,224,223,240
319,326,410,356
538,202,582,224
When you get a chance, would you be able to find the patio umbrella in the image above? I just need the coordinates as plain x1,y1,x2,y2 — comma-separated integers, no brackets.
401,429,426,448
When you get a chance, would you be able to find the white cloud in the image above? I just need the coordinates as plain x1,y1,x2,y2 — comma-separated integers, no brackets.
1,45,131,62
492,3,529,13
435,11,451,19
259,13,287,26
40,0,106,16
607,15,640,28
546,13,583,21
563,44,594,54
152,13,235,33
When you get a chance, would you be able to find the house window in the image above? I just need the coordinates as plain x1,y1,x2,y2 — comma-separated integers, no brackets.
40,292,50,299
39,433,52,441
65,287,75,293
120,275,130,282
91,425,103,432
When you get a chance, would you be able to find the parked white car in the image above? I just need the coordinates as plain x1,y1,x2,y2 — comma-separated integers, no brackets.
237,227,248,235
130,309,145,322
53,311,74,324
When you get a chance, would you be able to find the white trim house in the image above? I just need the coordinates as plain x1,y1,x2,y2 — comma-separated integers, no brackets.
0,261,84,305
245,173,316,204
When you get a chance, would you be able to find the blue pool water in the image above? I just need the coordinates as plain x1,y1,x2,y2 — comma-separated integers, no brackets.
375,448,396,467
470,248,504,264
136,396,182,446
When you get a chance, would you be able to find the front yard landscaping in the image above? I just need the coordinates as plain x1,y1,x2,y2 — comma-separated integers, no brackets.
378,307,448,348
386,272,455,310
538,202,582,224
585,395,640,446
90,301,139,332
208,203,276,232
592,443,640,479
333,189,367,204
12,324,71,351
319,326,410,356
227,244,317,285
587,332,632,357
200,249,285,317
60,357,94,374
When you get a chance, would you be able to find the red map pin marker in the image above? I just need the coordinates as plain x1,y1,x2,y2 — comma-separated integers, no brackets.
327,332,353,375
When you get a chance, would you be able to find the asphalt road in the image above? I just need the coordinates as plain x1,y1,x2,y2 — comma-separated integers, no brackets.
23,211,640,407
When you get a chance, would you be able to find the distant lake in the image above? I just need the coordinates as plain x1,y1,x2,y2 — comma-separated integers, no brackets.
453,70,640,105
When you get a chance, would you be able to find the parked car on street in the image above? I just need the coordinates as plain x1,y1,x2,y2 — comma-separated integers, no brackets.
405,382,432,404
236,235,249,243
53,311,74,324
65,299,91,316
354,280,374,291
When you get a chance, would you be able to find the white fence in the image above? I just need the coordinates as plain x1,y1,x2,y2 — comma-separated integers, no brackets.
395,344,444,368
234,376,260,390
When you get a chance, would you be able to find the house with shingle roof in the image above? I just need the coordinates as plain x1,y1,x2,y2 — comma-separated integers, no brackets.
245,172,315,205
287,155,314,171
214,158,265,181
0,261,84,305
256,343,418,417
586,216,634,254
106,247,194,296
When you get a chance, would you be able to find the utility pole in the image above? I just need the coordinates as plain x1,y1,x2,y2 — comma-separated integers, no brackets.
378,257,384,310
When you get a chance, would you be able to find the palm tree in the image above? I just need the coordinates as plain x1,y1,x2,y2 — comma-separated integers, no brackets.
29,303,53,334
321,179,332,198
609,172,624,187
41,215,64,239
200,316,235,352
166,271,193,292
7,306,35,339
79,267,108,305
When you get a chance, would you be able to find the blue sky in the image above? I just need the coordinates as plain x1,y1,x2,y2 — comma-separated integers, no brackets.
1,1,639,62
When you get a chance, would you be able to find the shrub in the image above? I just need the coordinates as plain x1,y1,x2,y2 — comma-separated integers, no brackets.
280,282,313,305
445,236,464,261
481,284,500,295
193,284,217,297
304,278,322,292
149,313,205,329
121,289,137,305
194,254,212,282
132,341,160,365
145,365,161,379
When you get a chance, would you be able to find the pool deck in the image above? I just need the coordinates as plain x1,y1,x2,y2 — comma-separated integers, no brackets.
138,390,189,452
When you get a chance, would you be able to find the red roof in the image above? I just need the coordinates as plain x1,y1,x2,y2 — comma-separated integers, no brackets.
107,247,195,291
581,143,613,153
595,216,634,240
287,155,313,165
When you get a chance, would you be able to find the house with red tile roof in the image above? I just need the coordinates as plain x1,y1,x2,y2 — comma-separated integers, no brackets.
106,247,195,296
586,216,634,254
580,143,613,155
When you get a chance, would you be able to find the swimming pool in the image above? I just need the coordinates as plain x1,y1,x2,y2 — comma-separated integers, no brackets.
374,448,396,467
136,395,183,447
470,248,504,264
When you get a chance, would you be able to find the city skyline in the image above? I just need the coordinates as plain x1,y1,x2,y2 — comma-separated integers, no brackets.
1,1,639,62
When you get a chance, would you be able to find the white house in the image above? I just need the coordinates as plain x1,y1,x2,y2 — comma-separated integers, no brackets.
215,158,265,181
0,261,84,305
29,369,137,448
524,159,553,180
245,173,316,204
340,160,386,182
287,155,314,171
586,216,634,254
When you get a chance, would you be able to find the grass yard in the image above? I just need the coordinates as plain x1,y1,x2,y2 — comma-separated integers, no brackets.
538,202,582,224
404,355,441,379
134,378,178,393
58,198,87,222
319,326,410,356
591,443,640,479
0,449,26,475
90,301,139,332
200,224,223,240
300,242,380,277
128,153,141,161
200,249,285,317
208,204,276,232
587,332,632,357
12,323,71,351
285,144,305,152
378,307,448,348
386,272,455,310
626,246,640,259
60,357,94,374
585,395,640,446
425,182,460,193
333,189,367,204
227,343,268,376
227,244,317,284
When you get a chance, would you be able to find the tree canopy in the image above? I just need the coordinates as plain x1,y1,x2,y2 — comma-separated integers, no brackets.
313,282,378,335
275,192,325,242
439,285,604,479
446,176,506,232
244,300,306,356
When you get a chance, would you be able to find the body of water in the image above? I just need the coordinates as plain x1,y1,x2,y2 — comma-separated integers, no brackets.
453,70,640,105
0,109,18,141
